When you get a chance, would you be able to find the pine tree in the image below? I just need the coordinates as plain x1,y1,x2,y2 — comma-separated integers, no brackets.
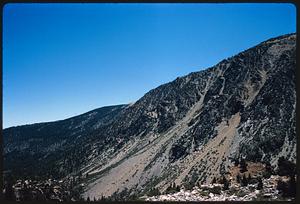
287,175,296,197
257,177,263,190
4,181,15,201
148,187,160,196
22,183,31,201
234,158,239,166
277,157,296,176
211,177,217,184
222,176,229,190
241,174,248,187
101,195,105,201
277,178,288,197
247,173,252,183
172,182,176,189
240,159,248,173
236,173,241,184
265,161,273,175
165,184,172,194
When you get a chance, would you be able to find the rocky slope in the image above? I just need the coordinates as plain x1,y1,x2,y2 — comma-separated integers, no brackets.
3,104,127,179
3,33,296,200
144,175,293,202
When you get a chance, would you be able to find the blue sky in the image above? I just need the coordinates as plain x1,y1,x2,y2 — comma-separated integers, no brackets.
3,3,296,128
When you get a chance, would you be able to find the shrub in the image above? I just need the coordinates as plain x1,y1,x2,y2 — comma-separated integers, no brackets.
262,171,271,179
277,157,296,176
147,187,160,197
228,186,237,195
199,191,209,196
209,186,222,195
236,190,247,197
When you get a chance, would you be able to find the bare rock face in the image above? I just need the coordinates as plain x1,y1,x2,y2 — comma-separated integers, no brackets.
3,33,296,200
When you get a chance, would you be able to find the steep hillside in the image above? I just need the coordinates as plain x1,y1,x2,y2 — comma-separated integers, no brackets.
3,104,127,179
81,33,296,199
3,33,296,200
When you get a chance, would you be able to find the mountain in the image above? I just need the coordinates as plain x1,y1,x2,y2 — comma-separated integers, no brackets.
3,104,127,179
3,33,296,200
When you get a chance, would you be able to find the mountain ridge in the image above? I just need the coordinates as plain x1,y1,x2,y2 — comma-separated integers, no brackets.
3,33,296,200
4,32,296,130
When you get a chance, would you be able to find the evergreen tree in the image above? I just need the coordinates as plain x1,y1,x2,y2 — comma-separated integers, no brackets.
22,183,31,201
222,176,229,190
265,161,273,175
247,173,252,183
4,180,15,201
172,182,176,189
234,158,239,166
100,195,105,201
287,175,296,197
277,178,288,197
240,159,248,173
211,177,217,184
236,173,241,184
148,187,160,196
257,177,263,190
165,184,172,194
241,174,248,187
277,157,296,176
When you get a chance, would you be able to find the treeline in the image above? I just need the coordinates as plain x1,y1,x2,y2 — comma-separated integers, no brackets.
3,172,84,201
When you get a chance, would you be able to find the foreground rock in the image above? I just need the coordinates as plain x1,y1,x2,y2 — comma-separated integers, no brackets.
145,176,294,201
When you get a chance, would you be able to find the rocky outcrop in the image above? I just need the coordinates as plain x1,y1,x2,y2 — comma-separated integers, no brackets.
145,176,292,201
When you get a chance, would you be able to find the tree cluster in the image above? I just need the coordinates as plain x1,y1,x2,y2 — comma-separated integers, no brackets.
165,182,181,194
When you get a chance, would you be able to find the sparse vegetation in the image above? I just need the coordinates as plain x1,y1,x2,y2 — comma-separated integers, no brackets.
239,158,248,173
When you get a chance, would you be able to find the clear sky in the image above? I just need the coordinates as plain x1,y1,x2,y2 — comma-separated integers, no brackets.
3,3,296,128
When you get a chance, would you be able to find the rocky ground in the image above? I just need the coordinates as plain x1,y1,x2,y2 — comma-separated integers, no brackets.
144,175,294,201
3,177,85,201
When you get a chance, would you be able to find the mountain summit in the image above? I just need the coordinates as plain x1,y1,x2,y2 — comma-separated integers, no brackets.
3,33,296,200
